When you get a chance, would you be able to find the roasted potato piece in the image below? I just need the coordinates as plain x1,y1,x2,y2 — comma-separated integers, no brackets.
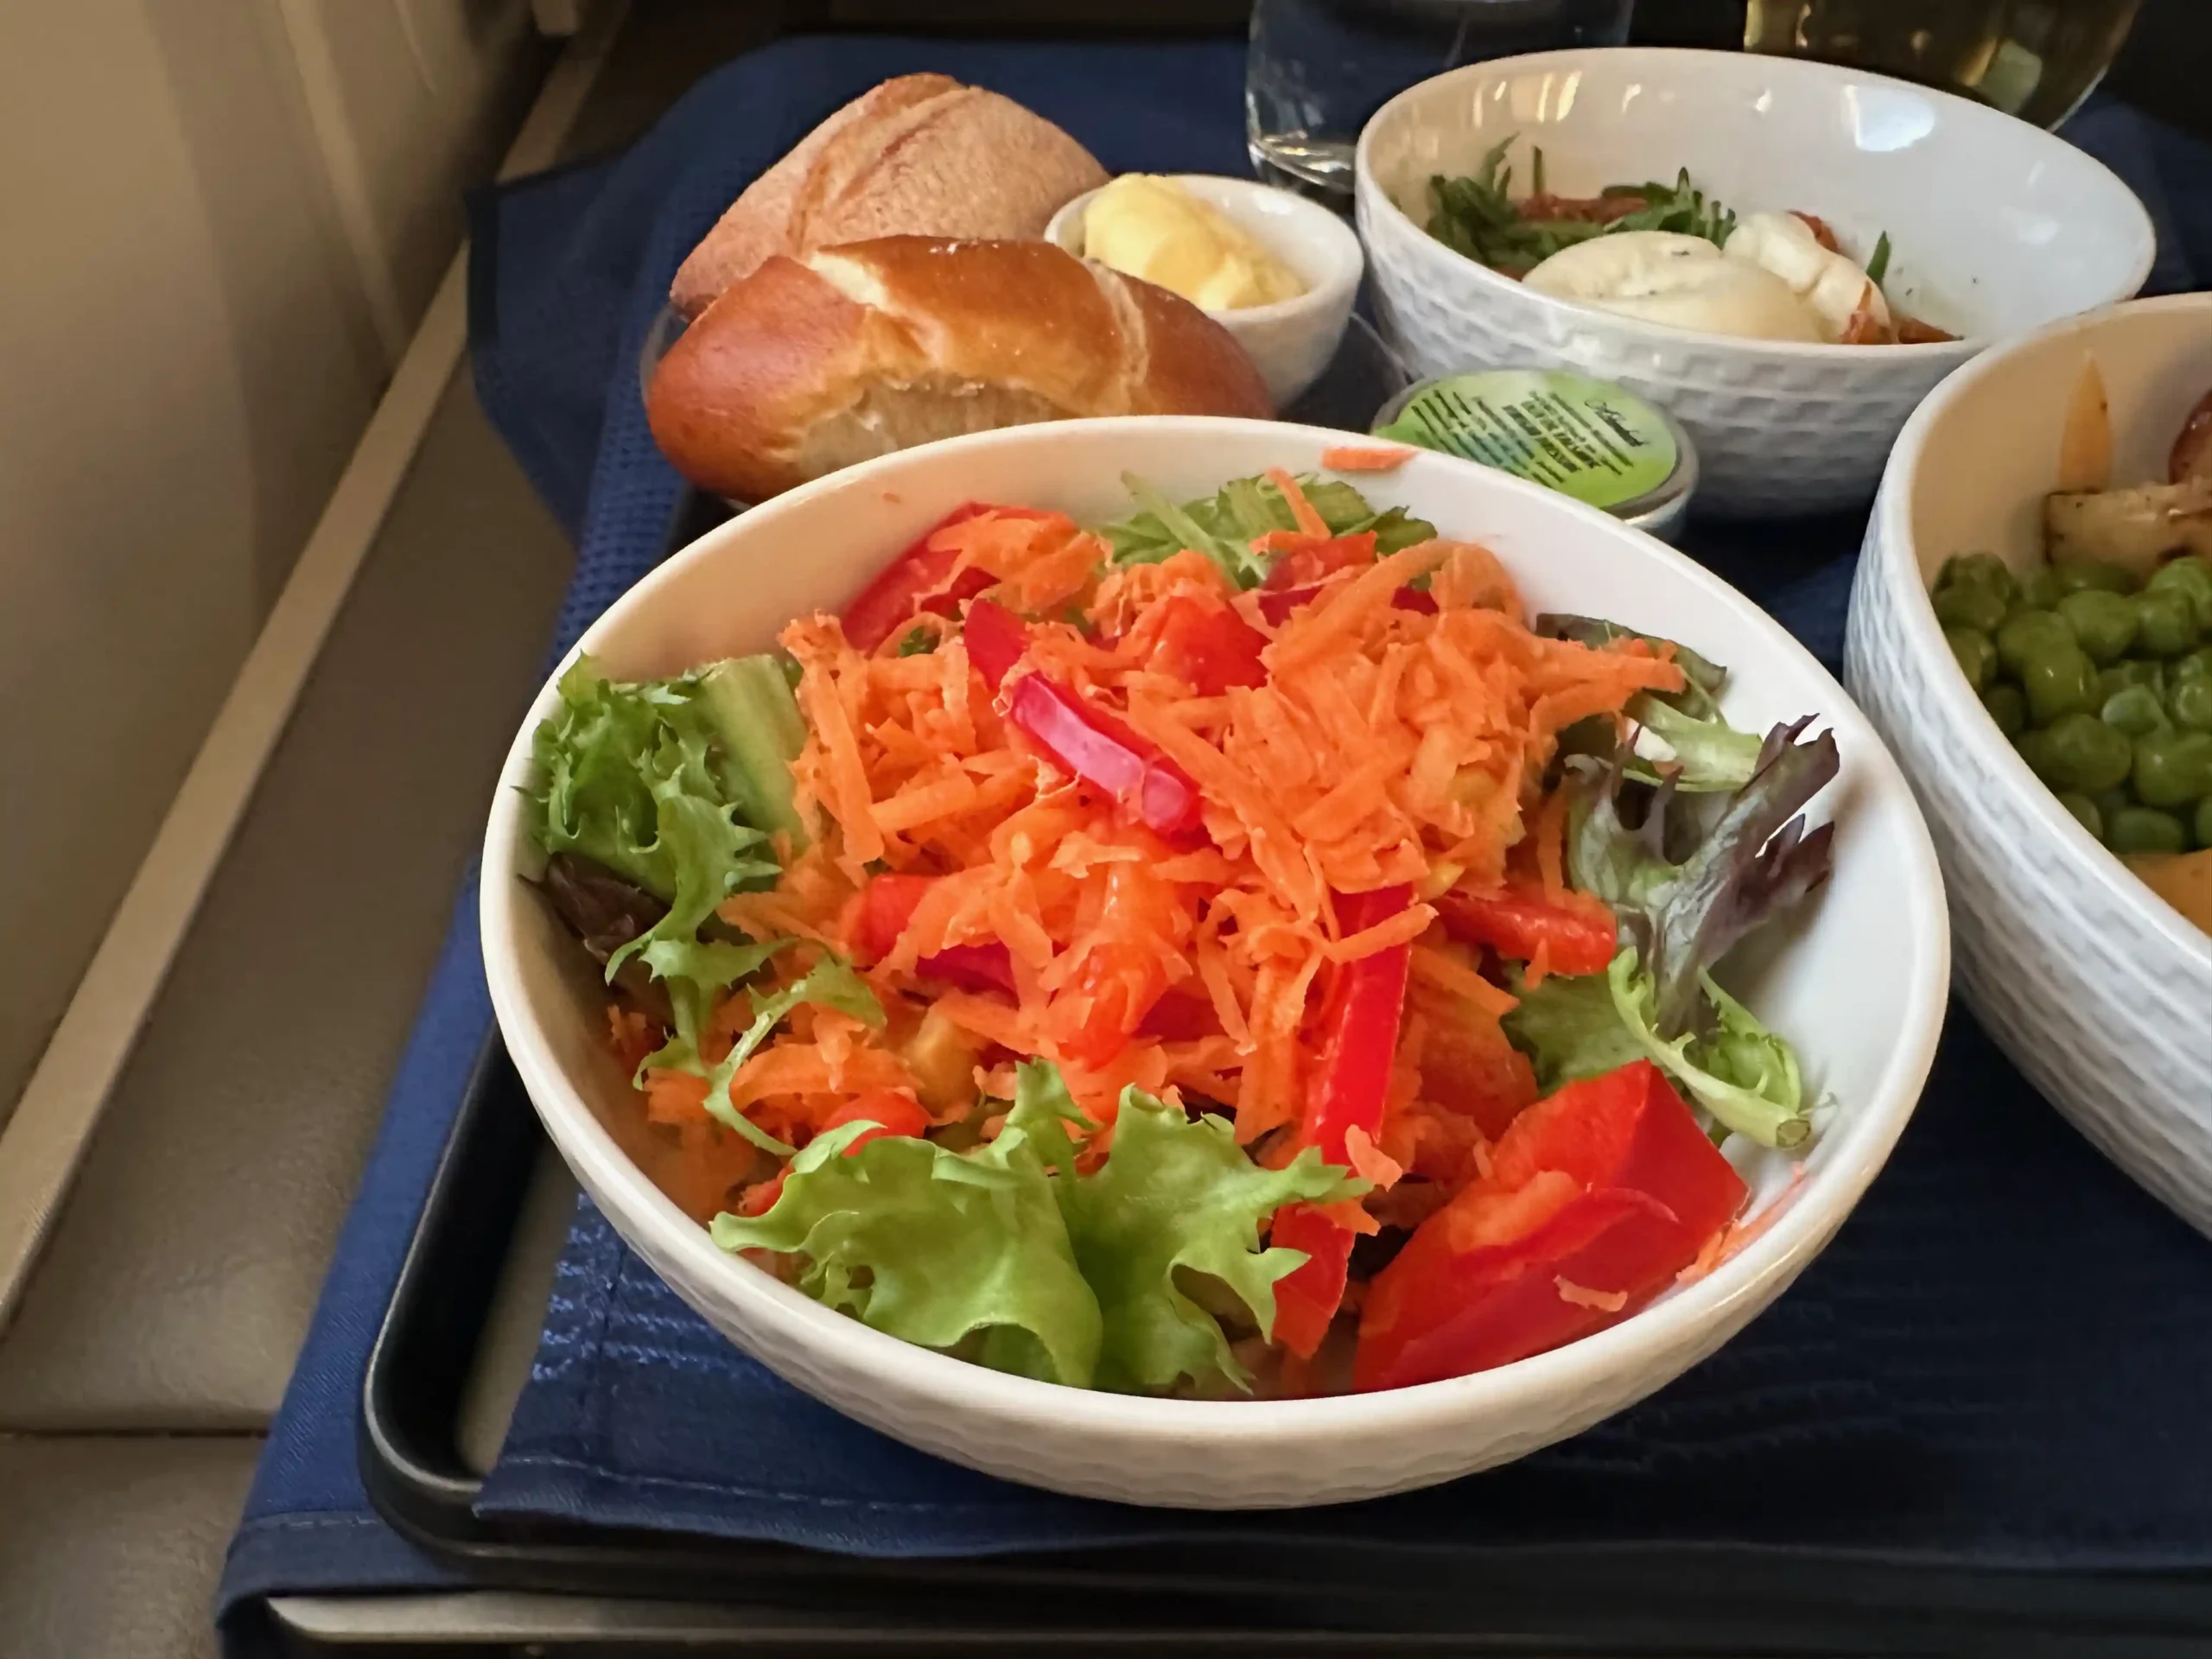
2170,390,2212,485
2045,481,2212,577
2128,849,2212,936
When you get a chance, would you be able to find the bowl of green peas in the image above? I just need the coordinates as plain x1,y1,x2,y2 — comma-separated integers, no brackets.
1933,550,2212,857
1846,294,2212,1237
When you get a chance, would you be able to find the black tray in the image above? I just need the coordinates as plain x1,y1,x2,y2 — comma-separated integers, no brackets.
358,1038,2212,1656
359,319,2212,1648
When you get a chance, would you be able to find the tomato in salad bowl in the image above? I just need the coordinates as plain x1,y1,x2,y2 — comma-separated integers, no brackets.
481,417,1947,1507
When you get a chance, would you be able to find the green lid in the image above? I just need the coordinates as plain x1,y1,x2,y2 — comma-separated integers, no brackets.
1374,370,1694,532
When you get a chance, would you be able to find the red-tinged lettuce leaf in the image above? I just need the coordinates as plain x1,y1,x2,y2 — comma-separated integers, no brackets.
1567,717,1838,1037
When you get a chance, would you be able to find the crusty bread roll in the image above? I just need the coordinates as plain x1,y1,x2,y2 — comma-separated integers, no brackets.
669,74,1109,319
645,237,1274,503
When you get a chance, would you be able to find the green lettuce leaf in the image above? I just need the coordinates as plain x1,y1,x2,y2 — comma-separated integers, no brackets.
1100,472,1436,588
1502,969,1646,1093
692,955,886,1156
709,1111,1103,1387
712,1061,1362,1394
633,938,790,1080
1054,1083,1363,1394
527,656,786,981
1626,694,1766,793
1607,948,1808,1148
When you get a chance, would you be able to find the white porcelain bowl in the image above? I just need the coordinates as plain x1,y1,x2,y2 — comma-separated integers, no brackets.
1847,294,2212,1233
481,416,1949,1508
1357,48,2155,518
1046,175,1363,409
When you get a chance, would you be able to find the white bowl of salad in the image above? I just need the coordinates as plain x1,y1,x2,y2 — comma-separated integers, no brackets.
1356,47,2155,519
480,417,1948,1507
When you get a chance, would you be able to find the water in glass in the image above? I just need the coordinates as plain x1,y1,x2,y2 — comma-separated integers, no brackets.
1248,0,1635,200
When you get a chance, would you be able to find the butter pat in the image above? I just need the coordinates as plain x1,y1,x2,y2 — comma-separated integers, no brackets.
1080,175,1306,311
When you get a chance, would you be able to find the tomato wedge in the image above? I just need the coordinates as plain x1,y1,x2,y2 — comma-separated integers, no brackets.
1355,1061,1746,1390
736,1089,931,1217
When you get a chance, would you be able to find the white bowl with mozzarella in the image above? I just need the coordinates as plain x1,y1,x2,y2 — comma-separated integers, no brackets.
1356,48,2155,518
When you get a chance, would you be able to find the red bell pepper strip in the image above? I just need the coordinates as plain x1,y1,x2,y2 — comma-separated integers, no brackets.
1135,988,1216,1042
963,594,1027,691
1436,884,1618,976
967,602,1206,841
1269,884,1416,1358
1256,583,1439,628
842,502,1045,652
842,872,1015,995
1354,1060,1747,1390
1149,594,1268,696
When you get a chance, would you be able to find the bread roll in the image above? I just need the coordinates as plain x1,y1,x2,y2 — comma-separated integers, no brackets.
646,237,1274,503
670,74,1108,318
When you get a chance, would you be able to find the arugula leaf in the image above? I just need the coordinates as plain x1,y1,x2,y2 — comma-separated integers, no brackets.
710,1112,1103,1387
1099,472,1435,588
1567,719,1839,1036
1607,949,1809,1148
696,955,885,1154
1503,968,1647,1093
1427,144,1735,276
1057,1087,1363,1393
528,656,785,982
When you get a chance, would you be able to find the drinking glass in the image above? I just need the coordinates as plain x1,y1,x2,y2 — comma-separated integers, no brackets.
1247,0,1637,202
1743,0,2143,130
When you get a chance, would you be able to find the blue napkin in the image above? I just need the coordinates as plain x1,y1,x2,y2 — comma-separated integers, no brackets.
220,30,2212,1644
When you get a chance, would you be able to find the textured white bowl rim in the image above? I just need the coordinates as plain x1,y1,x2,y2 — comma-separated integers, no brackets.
1044,174,1365,329
482,416,1948,1454
1354,45,2157,359
1875,289,2212,971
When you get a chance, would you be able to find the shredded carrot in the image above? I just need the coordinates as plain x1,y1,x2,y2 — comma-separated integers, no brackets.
1266,467,1331,539
629,486,1687,1206
1322,443,1418,472
1554,1277,1630,1313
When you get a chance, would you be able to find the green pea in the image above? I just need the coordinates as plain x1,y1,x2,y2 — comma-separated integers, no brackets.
1982,682,2027,738
2137,588,2203,658
2055,791,2105,842
2146,555,2212,631
2109,805,2190,856
2100,660,2167,701
2094,786,2133,825
2172,676,2212,734
2133,729,2212,808
2176,647,2212,684
2042,711,2135,792
2023,645,2101,726
2018,565,2065,609
2053,556,2138,595
2197,795,2212,851
2056,588,2139,664
1935,582,2010,633
2101,683,2171,737
1945,626,1997,690
1997,608,2075,675
2015,728,2063,785
1941,551,2020,600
